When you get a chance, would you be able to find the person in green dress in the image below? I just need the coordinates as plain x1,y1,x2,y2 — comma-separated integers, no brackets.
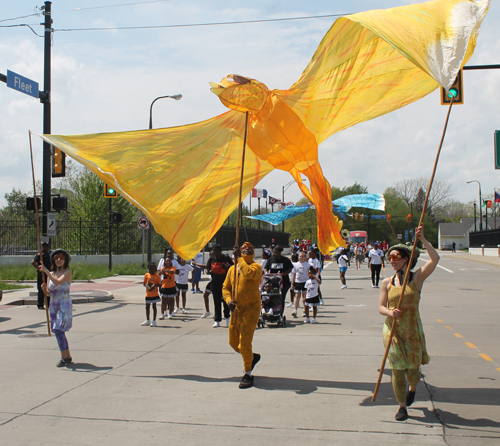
378,226,439,421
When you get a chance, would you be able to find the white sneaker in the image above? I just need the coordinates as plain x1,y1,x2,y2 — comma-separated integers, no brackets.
372,284,376,288
267,308,273,315
226,318,230,327
181,308,188,314
201,311,211,319
320,298,325,305
159,314,165,320
173,307,178,314
340,285,347,290
286,302,294,308
213,321,220,328
311,318,317,324
302,311,306,317
150,321,156,327
141,320,151,326
261,308,266,315
304,318,310,323
168,313,173,319
291,310,297,318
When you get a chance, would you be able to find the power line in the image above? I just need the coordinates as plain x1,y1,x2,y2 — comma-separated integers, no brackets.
0,13,39,23
53,0,173,13
54,13,351,32
0,23,43,37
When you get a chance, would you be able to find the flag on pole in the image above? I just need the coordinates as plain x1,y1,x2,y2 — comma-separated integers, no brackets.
251,188,268,198
495,191,500,203
269,196,281,205
487,200,492,208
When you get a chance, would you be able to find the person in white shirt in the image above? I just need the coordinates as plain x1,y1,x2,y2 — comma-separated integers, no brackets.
337,248,350,289
291,251,310,318
355,243,365,269
174,258,194,313
368,242,385,288
308,249,323,305
304,267,321,323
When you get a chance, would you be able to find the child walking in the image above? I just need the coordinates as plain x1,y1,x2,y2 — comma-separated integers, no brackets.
291,251,310,318
142,262,161,327
304,266,321,324
337,247,350,289
174,257,193,314
159,257,177,319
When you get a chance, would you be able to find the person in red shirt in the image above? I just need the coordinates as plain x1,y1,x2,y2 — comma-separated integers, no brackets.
142,262,161,327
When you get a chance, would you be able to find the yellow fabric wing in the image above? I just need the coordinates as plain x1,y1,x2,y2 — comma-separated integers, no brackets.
39,111,273,259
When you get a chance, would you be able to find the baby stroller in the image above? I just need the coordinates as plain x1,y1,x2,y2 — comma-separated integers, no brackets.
257,273,286,328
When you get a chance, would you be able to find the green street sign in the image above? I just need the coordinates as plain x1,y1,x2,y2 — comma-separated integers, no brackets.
496,131,500,169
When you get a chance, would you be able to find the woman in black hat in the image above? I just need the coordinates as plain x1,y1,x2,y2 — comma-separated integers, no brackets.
39,249,73,367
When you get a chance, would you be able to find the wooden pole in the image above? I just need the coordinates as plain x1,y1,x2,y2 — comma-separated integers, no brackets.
372,96,454,402
232,112,249,302
29,131,51,336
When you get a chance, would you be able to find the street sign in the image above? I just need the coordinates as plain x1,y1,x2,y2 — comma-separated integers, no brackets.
138,216,150,229
404,230,409,241
47,213,56,237
397,234,402,240
6,70,39,99
370,215,387,220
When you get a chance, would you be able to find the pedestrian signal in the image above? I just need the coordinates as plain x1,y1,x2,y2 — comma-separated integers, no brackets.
104,184,118,198
387,214,391,222
112,212,123,223
52,147,66,177
406,214,412,223
26,197,41,212
441,69,463,105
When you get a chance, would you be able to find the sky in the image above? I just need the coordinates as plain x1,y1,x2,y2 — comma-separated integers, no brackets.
1,0,499,211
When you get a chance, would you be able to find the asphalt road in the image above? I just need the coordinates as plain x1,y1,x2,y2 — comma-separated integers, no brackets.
1,252,499,445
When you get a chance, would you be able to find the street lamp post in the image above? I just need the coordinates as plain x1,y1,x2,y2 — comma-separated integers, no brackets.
281,178,306,232
467,180,482,231
473,200,477,232
147,94,182,262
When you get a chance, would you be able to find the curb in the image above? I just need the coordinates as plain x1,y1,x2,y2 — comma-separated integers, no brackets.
7,290,114,306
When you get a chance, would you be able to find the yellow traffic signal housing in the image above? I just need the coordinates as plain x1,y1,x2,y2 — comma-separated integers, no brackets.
52,147,66,177
360,214,364,221
104,183,118,198
406,214,412,223
441,69,463,105
355,212,359,220
387,214,391,222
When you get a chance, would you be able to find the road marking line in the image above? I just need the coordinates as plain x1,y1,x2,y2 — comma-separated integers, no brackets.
436,319,443,322
465,342,476,349
445,326,452,329
480,353,493,362
417,258,453,273
454,333,463,338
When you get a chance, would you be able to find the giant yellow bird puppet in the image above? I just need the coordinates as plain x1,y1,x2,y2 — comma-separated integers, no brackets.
39,0,490,259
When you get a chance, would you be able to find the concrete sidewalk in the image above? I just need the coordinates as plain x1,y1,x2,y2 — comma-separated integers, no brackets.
1,259,499,445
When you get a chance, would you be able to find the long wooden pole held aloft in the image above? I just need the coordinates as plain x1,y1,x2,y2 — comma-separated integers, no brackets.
231,111,250,303
372,96,454,402
29,131,51,337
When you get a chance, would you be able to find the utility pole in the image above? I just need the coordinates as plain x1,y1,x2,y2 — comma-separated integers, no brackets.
41,1,52,240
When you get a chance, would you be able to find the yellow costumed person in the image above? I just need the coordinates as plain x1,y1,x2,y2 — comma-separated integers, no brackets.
222,242,262,389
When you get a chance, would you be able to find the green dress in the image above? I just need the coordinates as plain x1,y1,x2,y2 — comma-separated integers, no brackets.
383,277,430,370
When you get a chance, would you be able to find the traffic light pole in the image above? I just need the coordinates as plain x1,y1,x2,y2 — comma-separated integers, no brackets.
41,1,52,240
109,198,112,271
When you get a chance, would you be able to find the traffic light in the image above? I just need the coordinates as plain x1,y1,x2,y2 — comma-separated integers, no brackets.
110,212,123,223
52,147,66,177
355,212,359,220
406,214,412,223
26,197,41,212
441,69,463,105
104,183,118,198
387,214,391,222
52,196,68,212
360,214,364,221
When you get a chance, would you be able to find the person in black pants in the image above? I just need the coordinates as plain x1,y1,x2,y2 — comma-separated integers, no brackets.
264,246,293,308
31,242,52,309
368,242,385,288
206,245,233,328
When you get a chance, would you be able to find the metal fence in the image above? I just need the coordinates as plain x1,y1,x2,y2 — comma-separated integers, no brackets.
469,228,500,248
0,218,289,256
